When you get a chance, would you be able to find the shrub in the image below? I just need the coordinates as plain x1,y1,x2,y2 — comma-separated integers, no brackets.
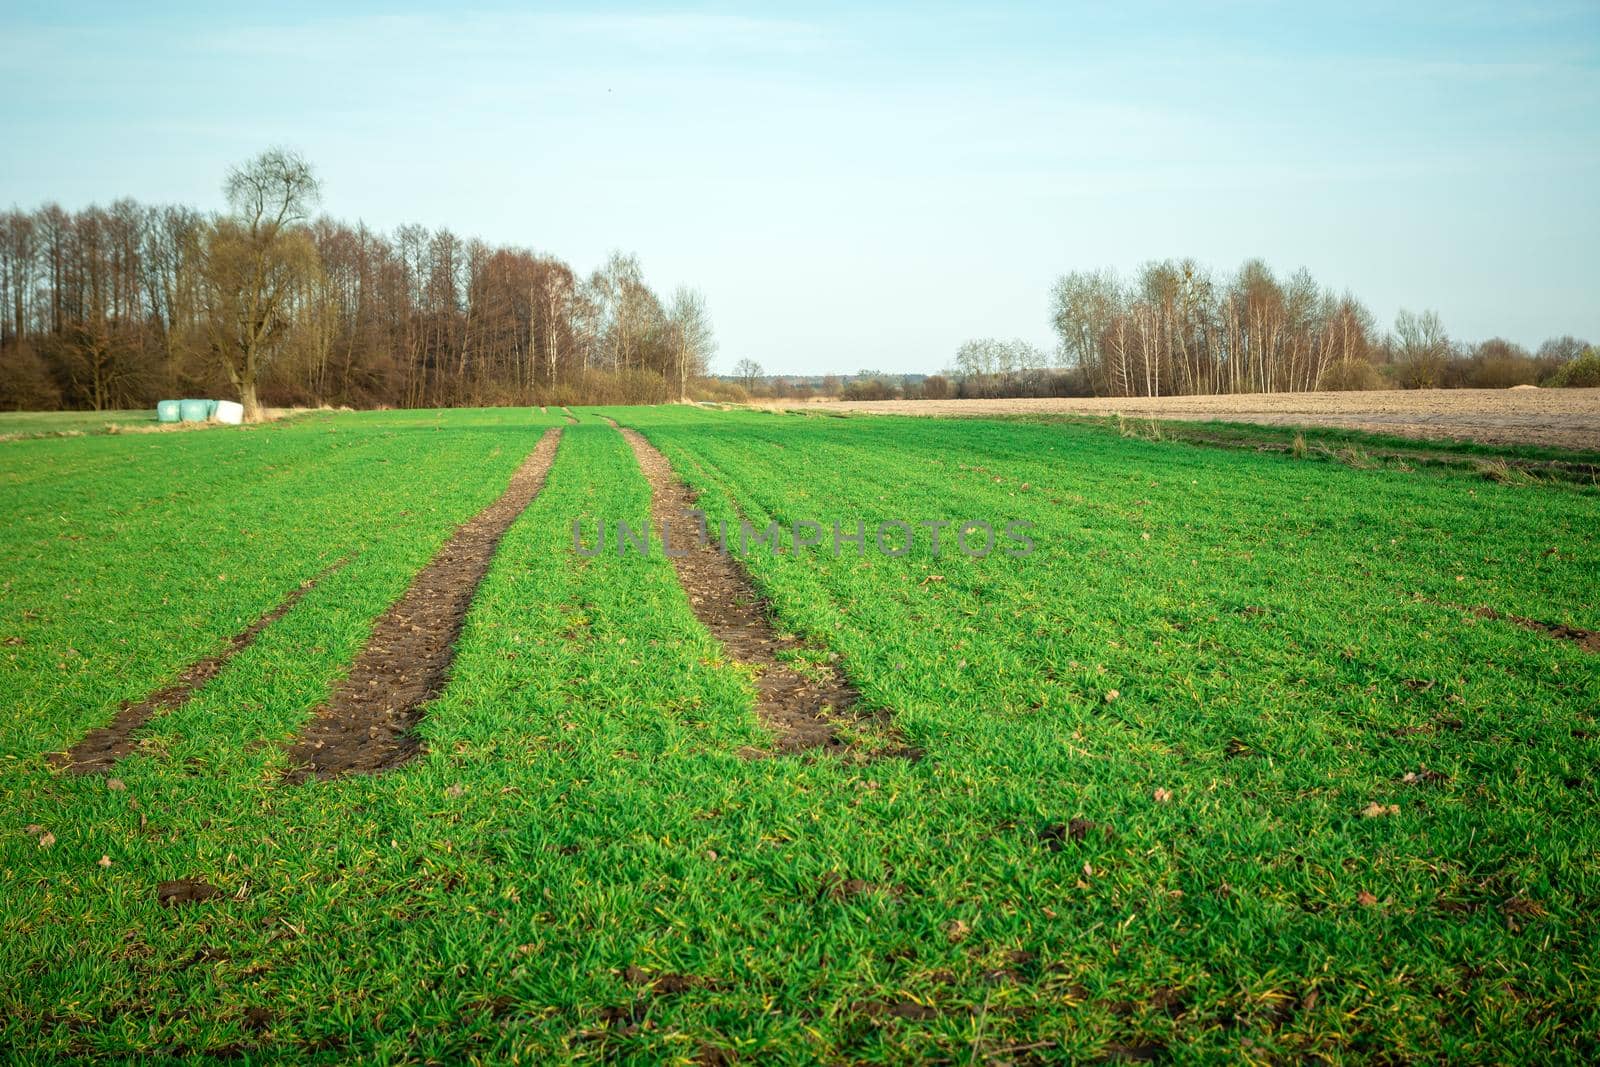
1317,359,1385,391
0,344,63,410
841,378,897,401
1546,350,1600,388
1461,355,1541,389
691,378,749,404
1392,353,1447,389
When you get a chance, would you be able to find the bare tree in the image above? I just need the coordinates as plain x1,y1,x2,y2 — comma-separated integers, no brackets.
733,357,762,391
1,211,37,346
1050,270,1120,383
595,251,647,374
1537,336,1590,364
667,286,715,401
201,149,322,420
1393,308,1449,389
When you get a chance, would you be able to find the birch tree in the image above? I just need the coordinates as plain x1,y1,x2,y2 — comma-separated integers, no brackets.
666,286,715,401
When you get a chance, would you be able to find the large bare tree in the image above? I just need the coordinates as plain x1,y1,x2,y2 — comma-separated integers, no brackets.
201,149,321,420
1393,308,1450,389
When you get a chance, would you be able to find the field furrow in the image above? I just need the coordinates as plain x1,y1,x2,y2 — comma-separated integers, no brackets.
285,427,564,781
611,417,872,755
54,559,344,774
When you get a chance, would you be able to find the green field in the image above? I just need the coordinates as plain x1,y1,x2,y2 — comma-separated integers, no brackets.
3,406,1597,1063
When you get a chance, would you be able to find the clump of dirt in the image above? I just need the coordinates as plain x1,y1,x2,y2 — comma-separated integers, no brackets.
284,428,562,783
820,873,904,900
694,1045,735,1067
157,879,223,906
594,1002,646,1035
856,999,940,1021
873,743,927,762
612,421,881,755
53,563,343,774
621,966,708,995
1100,1040,1168,1063
1039,818,1114,850
1392,717,1465,737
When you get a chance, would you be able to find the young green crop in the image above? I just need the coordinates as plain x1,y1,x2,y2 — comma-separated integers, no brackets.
1,405,1596,1063
606,404,1600,1061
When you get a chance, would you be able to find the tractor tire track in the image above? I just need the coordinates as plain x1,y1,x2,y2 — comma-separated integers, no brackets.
610,419,902,757
53,562,345,774
284,428,563,783
1433,598,1600,654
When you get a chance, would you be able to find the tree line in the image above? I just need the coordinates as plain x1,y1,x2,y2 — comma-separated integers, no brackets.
706,257,1594,406
0,150,716,417
1040,259,1590,398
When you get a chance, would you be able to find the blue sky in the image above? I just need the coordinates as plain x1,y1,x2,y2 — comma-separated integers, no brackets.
2,1,1596,374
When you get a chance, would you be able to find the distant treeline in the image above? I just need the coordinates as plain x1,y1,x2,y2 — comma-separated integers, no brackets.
0,151,716,417
849,260,1594,403
721,258,1596,405
1043,259,1594,398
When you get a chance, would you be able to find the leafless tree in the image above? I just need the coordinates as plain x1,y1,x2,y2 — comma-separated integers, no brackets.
733,357,762,391
1393,308,1450,389
201,149,323,419
667,286,716,401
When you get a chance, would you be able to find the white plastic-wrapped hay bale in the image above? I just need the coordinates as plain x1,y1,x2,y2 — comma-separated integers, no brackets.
214,400,244,425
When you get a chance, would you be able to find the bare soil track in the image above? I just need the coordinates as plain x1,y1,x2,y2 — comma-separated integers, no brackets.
53,564,340,774
786,388,1600,451
612,420,881,756
284,428,563,782
1463,604,1599,654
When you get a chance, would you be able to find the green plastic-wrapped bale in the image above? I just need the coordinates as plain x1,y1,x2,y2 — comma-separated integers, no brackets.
156,400,182,423
178,399,210,422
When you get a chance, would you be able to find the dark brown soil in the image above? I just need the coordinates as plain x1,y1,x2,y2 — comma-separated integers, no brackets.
885,1001,939,1020
284,428,562,783
1467,604,1600,653
53,565,341,774
157,879,223,906
1039,818,1113,850
621,967,706,995
1099,1041,1167,1063
820,873,904,900
1417,594,1600,654
611,422,866,755
242,1006,274,1032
